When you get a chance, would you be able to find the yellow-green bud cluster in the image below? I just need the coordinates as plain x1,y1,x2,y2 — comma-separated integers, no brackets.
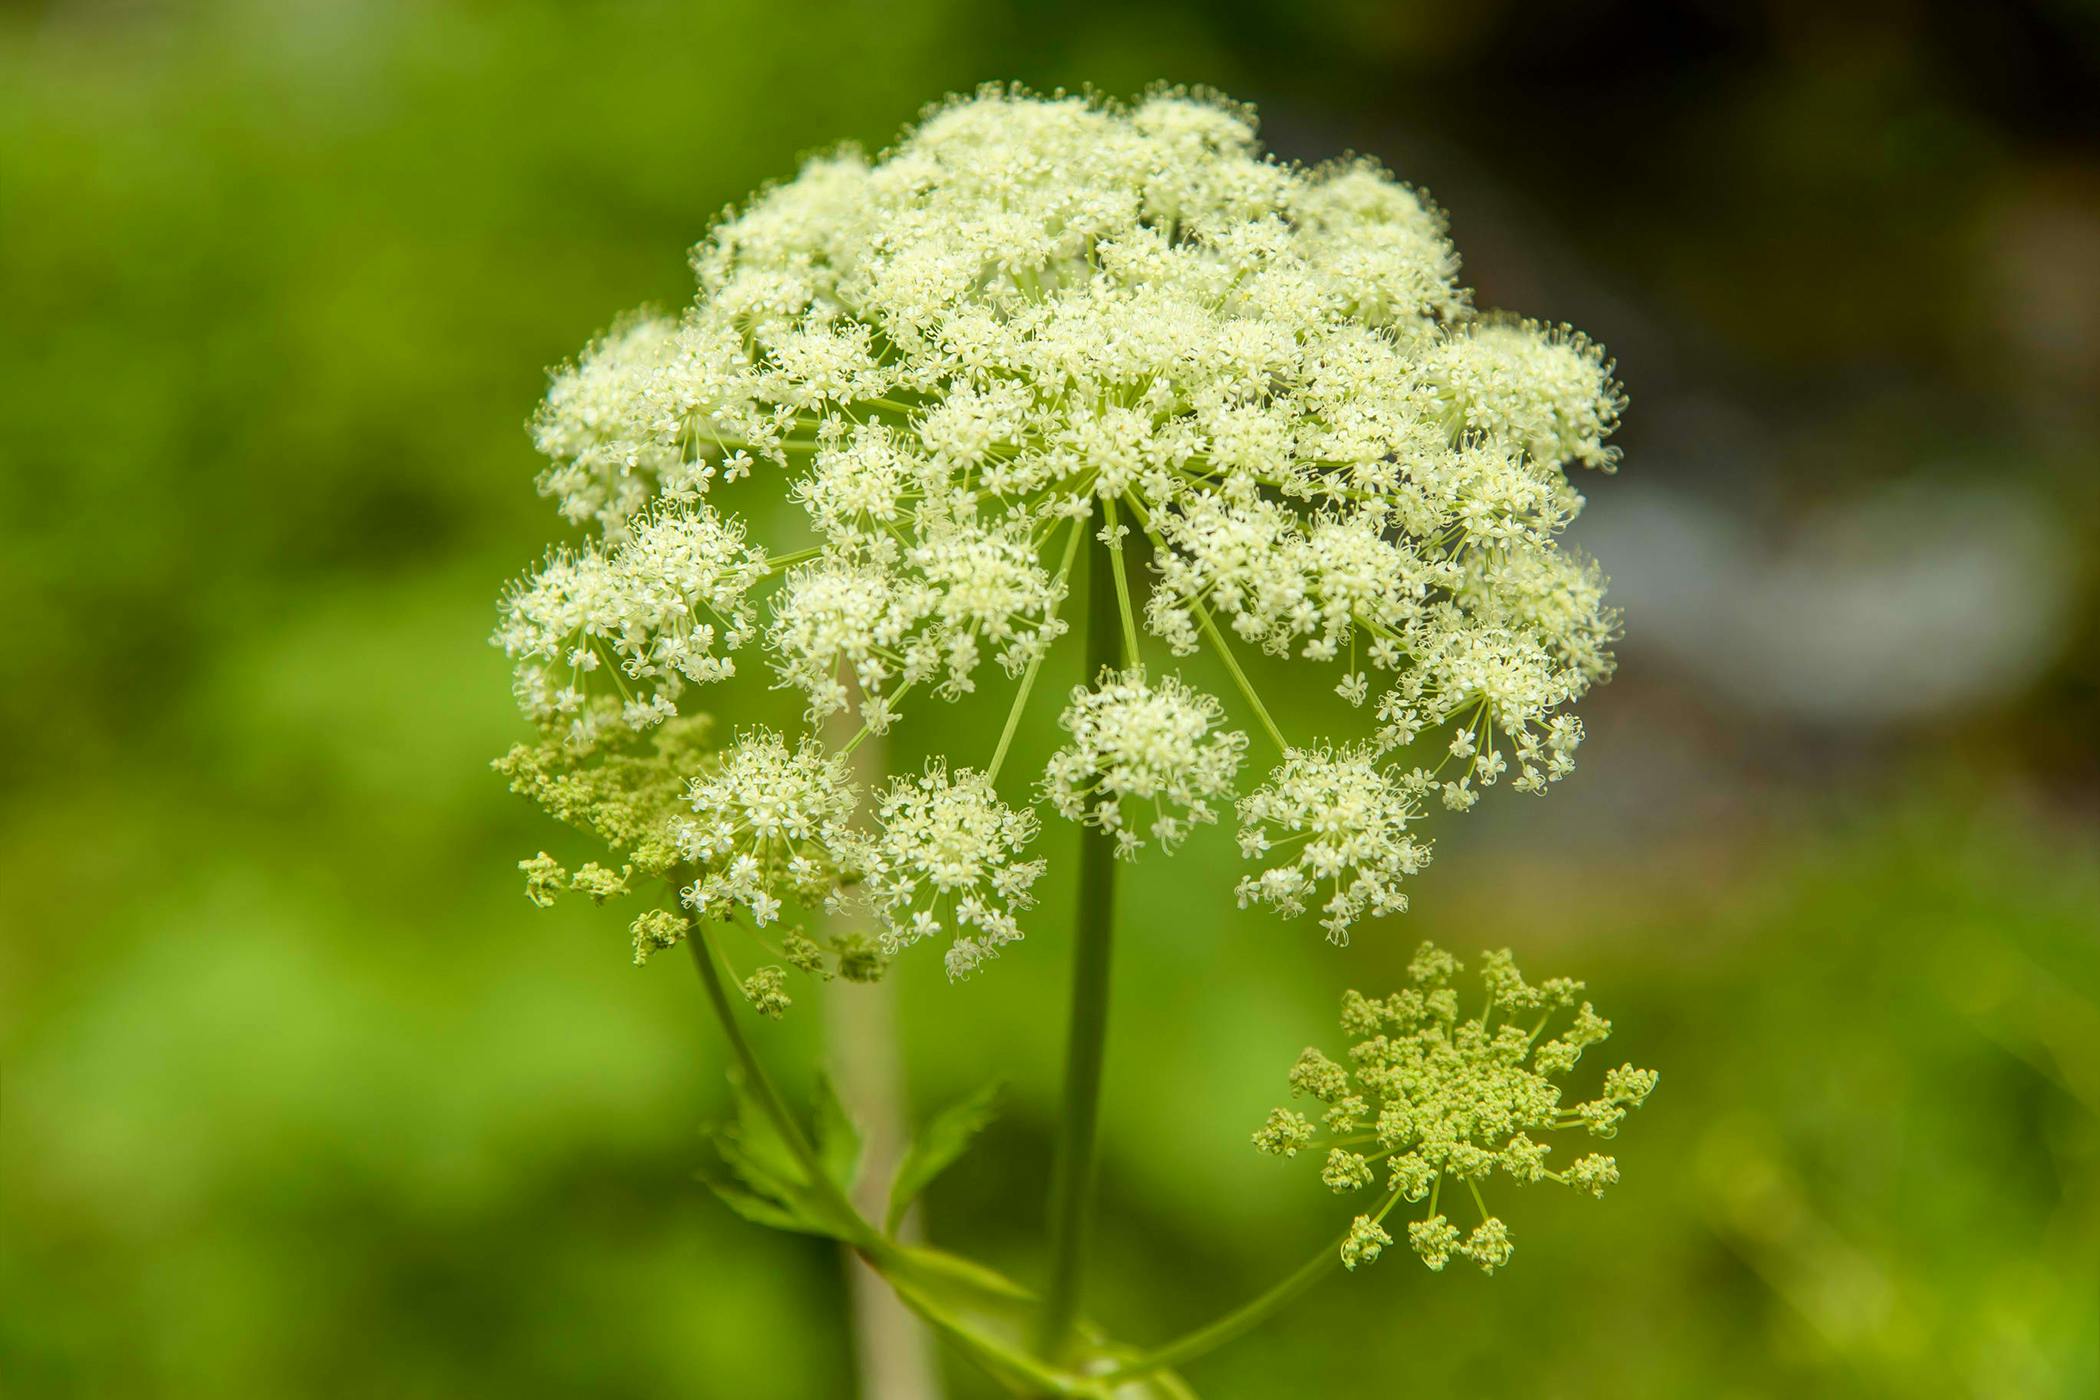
1340,1215,1393,1271
740,966,792,1020
1254,942,1656,1275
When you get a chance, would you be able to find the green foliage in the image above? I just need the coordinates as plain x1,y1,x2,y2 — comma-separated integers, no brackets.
812,1072,866,1198
889,1082,1005,1234
702,1073,862,1244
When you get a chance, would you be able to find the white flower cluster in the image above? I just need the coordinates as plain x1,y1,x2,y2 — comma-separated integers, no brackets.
1043,669,1247,857
497,86,1626,961
1235,745,1432,942
677,729,855,927
768,519,1070,729
497,505,767,745
856,763,1046,978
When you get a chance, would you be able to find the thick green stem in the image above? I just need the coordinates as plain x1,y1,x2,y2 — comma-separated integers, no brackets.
1036,514,1123,1362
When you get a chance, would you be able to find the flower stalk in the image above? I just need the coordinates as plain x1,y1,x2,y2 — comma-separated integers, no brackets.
1098,1218,1363,1383
685,927,875,1246
1037,514,1125,1363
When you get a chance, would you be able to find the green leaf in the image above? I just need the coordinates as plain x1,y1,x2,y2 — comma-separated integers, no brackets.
887,1081,1001,1234
811,1070,863,1196
702,1070,859,1244
886,1243,1035,1307
721,1070,804,1189
694,1164,826,1237
712,1129,798,1203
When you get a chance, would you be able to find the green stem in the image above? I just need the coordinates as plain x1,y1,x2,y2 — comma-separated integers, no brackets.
1101,496,1141,667
1104,1182,1406,1383
1099,1232,1343,1382
1036,514,1123,1363
684,914,1117,1396
685,925,874,1247
763,544,825,574
988,516,1085,785
840,682,913,758
1119,493,1287,754
1187,593,1288,754
888,1277,1106,1399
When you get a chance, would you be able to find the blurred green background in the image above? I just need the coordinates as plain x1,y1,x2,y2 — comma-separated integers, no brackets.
5,1,2098,1395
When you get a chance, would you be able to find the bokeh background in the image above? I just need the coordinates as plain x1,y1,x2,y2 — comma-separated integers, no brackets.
6,2,2098,1396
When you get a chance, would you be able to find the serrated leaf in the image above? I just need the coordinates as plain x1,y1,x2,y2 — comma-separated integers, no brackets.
702,1071,863,1244
811,1070,863,1196
694,1164,824,1236
887,1081,1001,1233
712,1127,800,1204
721,1069,805,1189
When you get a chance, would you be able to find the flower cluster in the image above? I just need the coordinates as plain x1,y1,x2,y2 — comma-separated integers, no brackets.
855,763,1047,978
1254,942,1656,1273
677,729,857,928
497,505,767,746
496,85,1626,968
495,716,718,863
1235,744,1433,942
1043,668,1247,857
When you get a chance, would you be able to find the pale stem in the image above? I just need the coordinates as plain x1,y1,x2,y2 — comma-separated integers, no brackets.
825,722,945,1400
